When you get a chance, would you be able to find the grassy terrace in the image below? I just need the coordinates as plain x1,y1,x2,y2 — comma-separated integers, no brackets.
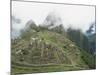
11,63,88,75
11,30,93,75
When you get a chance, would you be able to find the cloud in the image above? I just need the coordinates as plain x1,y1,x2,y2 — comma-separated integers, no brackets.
12,1,95,33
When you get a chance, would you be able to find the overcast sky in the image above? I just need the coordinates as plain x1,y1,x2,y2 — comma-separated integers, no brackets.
12,1,95,32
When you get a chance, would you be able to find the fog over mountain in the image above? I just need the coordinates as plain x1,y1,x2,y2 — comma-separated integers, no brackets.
11,16,22,39
86,22,96,35
42,11,62,29
11,2,96,74
12,1,95,39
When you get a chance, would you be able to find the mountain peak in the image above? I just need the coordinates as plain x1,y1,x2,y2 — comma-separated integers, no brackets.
86,22,96,36
43,12,62,28
24,19,37,30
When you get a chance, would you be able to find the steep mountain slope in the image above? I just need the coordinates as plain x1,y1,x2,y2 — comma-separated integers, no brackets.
11,24,90,74
86,22,96,54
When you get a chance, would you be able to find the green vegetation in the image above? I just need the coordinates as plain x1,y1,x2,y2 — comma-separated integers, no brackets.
11,63,89,75
67,28,90,52
81,49,96,69
11,22,95,75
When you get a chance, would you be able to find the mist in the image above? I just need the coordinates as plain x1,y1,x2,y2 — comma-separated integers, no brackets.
12,1,95,39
